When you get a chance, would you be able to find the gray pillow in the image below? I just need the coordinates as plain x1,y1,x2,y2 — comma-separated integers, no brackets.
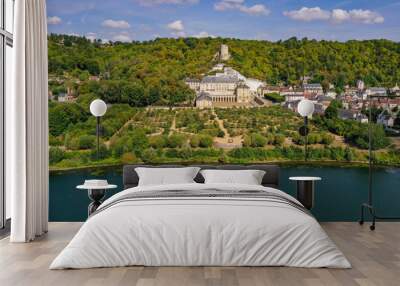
136,167,201,186
200,169,266,185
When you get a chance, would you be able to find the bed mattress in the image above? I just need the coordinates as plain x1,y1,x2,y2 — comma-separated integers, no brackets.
50,183,350,269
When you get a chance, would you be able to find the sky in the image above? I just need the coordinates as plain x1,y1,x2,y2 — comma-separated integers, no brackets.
46,0,400,42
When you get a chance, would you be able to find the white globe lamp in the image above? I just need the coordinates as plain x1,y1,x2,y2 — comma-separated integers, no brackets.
90,99,107,117
297,99,315,117
90,99,108,160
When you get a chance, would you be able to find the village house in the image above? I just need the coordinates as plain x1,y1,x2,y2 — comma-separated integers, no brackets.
281,87,304,102
377,109,396,128
303,83,323,96
339,109,368,123
367,87,387,97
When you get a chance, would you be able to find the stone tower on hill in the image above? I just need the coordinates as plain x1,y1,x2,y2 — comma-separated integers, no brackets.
219,44,230,61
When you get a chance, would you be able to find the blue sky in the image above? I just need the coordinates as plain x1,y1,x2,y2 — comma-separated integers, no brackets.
46,0,400,42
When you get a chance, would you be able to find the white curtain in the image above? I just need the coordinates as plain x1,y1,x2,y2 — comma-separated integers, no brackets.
8,0,49,242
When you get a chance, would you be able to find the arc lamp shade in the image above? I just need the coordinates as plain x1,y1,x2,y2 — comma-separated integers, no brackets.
297,99,315,117
90,99,107,117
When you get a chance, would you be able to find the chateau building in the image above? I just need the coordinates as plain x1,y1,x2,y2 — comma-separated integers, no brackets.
186,66,253,108
186,45,264,108
303,83,324,96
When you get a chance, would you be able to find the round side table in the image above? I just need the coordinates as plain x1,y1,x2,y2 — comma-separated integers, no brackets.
289,177,321,210
77,184,117,216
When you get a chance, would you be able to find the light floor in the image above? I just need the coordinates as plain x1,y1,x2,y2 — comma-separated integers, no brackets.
0,222,399,286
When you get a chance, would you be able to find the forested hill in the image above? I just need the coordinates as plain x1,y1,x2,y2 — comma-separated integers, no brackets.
48,34,400,105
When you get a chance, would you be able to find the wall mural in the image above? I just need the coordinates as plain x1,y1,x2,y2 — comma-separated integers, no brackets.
44,1,400,222
47,35,400,170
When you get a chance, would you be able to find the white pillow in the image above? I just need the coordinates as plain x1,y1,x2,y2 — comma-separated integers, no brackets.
200,169,266,185
135,167,200,186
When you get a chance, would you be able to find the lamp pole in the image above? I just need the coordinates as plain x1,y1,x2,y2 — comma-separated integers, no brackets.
297,99,314,162
90,99,107,161
304,116,308,161
96,116,100,161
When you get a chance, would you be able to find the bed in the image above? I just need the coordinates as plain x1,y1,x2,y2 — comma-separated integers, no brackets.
50,164,350,269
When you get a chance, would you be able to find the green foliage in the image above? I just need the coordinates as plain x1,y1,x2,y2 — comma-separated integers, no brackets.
141,149,157,163
324,100,343,119
273,134,285,146
167,133,187,148
49,147,65,164
149,135,167,149
243,133,267,147
190,135,200,148
48,103,88,136
217,129,225,138
78,135,96,149
199,135,213,148
131,129,149,153
347,124,390,150
90,144,110,160
314,114,390,150
345,147,353,162
264,92,285,103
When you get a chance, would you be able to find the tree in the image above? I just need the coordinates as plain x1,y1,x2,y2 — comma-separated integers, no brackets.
49,147,65,164
199,135,213,148
264,92,284,103
78,135,96,149
130,129,149,153
49,103,88,136
149,135,167,149
344,147,353,162
190,135,200,148
250,133,267,147
324,100,343,119
121,82,147,107
167,133,187,148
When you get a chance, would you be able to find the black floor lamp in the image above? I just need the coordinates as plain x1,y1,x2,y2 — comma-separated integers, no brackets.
297,99,315,161
90,99,107,160
359,93,400,230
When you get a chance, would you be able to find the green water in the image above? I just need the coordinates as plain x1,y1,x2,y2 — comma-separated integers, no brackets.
49,165,400,222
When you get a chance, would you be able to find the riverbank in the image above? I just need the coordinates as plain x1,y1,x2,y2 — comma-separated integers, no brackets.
49,158,400,174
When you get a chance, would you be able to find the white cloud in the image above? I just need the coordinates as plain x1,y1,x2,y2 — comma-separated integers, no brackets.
102,19,131,29
167,20,186,37
136,0,198,6
193,31,215,38
239,4,269,16
283,7,330,21
331,9,350,24
348,9,384,24
47,16,62,25
167,20,184,31
284,7,384,24
113,33,132,42
214,0,269,16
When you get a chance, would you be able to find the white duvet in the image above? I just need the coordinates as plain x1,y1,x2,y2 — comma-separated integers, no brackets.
50,183,351,269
